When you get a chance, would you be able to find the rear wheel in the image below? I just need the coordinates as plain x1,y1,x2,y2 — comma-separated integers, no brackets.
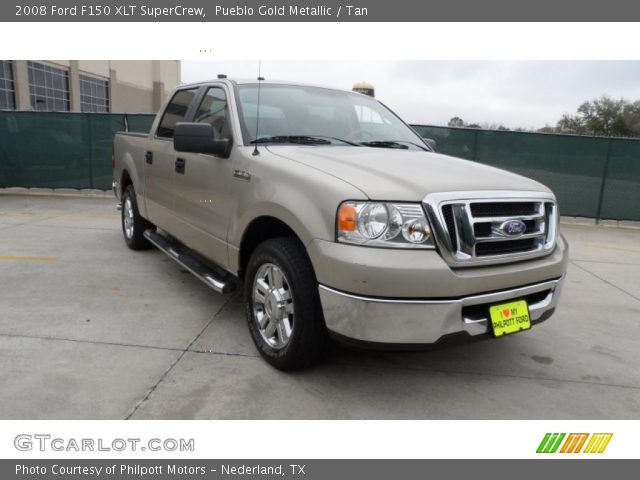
244,237,329,370
121,185,155,250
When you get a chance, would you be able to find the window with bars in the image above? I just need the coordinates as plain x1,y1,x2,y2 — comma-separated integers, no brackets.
27,61,70,111
0,60,16,110
80,74,109,113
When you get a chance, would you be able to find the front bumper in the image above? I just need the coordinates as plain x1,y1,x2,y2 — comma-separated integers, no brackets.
318,276,564,345
307,235,568,298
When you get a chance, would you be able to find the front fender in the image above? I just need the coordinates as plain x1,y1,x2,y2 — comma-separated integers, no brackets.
228,200,325,274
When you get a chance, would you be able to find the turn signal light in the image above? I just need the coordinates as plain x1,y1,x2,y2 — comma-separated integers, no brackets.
338,203,357,232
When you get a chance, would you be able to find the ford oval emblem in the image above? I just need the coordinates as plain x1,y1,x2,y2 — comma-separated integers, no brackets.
500,219,527,237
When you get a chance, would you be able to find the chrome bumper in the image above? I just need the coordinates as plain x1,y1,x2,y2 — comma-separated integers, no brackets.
318,276,564,345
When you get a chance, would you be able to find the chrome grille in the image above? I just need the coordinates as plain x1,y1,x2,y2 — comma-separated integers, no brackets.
441,204,458,252
470,202,538,217
423,191,558,267
475,238,537,256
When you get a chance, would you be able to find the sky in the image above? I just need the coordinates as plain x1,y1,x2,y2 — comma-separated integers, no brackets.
181,61,640,130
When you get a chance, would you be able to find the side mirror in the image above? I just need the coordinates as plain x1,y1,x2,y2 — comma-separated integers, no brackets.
423,138,437,151
174,122,231,157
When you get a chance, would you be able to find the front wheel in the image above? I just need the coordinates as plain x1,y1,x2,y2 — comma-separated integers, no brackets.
244,237,329,370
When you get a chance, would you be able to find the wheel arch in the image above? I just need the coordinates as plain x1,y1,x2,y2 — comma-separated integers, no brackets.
120,169,133,194
237,216,308,280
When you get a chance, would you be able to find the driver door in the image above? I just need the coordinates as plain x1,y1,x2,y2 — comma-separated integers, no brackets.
170,84,235,269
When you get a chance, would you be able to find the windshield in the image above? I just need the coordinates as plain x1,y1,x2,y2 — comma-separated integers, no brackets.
236,84,428,150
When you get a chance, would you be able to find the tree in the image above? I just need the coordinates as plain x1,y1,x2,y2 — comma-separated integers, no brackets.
446,117,512,131
557,96,640,137
537,125,557,134
448,116,465,128
623,100,640,134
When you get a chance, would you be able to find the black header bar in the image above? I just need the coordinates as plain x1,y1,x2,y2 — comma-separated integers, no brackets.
3,459,639,480
5,0,640,22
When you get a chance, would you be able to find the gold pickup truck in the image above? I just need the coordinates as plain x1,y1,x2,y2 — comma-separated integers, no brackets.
112,78,568,370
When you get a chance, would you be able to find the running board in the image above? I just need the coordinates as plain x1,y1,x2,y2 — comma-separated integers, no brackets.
144,230,236,294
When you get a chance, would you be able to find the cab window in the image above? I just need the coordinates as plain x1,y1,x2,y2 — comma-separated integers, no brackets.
194,87,228,139
156,88,198,139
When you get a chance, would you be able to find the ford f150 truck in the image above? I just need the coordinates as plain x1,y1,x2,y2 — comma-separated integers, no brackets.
112,78,568,370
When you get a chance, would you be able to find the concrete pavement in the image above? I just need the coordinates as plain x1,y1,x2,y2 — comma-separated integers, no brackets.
0,194,639,419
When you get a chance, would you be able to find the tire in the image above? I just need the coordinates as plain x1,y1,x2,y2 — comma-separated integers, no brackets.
244,237,329,370
121,185,155,250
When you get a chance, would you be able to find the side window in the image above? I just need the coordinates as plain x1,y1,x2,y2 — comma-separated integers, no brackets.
194,87,228,139
156,88,198,139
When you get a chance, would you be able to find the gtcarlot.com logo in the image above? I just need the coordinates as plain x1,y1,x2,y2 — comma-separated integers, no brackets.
14,434,195,452
536,433,613,454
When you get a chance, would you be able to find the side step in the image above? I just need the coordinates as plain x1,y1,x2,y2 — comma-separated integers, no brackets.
144,229,236,294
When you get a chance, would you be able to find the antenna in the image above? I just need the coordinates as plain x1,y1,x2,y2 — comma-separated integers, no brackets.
252,61,264,156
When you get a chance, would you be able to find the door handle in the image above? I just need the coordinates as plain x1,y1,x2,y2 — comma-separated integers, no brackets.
145,151,153,164
175,158,186,174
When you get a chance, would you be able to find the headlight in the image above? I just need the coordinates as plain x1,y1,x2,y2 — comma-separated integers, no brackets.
337,201,435,249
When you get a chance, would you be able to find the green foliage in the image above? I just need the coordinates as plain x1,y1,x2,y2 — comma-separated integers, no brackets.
447,116,512,131
557,96,640,137
447,116,464,127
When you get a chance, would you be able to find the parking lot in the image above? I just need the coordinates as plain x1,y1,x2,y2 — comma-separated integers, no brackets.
0,192,639,419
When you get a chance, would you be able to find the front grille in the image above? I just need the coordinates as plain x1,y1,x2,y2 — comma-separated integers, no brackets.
441,204,458,252
470,202,537,217
473,219,538,238
476,238,537,256
473,223,492,237
423,192,558,267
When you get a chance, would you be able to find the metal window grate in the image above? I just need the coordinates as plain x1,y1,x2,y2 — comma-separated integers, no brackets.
0,60,16,110
80,74,109,113
27,61,70,112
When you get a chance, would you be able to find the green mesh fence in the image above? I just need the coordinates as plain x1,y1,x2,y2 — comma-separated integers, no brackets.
0,112,155,190
600,139,640,220
0,114,638,220
413,125,640,221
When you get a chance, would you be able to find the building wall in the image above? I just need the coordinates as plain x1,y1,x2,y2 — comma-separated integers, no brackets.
4,60,180,113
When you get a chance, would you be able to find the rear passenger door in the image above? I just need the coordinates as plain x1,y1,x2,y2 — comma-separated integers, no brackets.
144,87,199,232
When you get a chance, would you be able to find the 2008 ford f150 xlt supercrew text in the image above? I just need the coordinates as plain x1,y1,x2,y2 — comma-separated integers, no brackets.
112,78,568,370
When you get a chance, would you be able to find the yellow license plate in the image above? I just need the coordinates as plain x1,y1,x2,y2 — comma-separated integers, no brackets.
489,299,531,337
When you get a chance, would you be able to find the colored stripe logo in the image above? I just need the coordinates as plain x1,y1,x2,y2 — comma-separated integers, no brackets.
537,433,612,453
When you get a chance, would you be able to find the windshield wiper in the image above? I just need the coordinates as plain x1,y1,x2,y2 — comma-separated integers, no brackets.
390,140,431,151
296,135,361,146
360,140,431,151
359,140,410,150
250,135,330,145
250,135,363,146
250,135,331,145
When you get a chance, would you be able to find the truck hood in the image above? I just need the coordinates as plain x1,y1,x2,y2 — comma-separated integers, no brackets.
266,146,550,201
